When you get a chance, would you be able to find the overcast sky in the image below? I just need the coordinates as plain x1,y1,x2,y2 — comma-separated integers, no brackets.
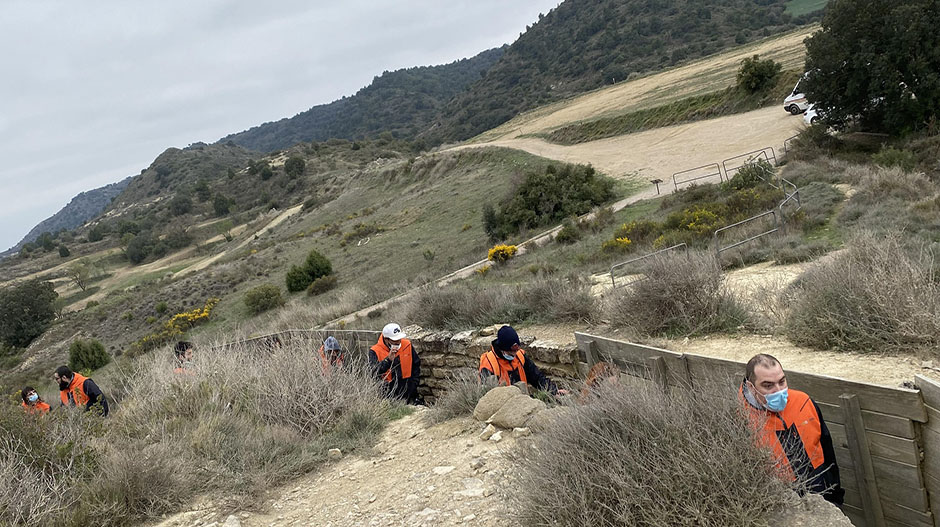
0,0,559,251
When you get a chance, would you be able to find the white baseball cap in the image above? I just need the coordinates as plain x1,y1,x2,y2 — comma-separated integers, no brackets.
382,323,406,341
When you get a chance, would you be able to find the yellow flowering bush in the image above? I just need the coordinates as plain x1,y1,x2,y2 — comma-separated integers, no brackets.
130,298,220,355
487,244,518,263
601,236,633,253
476,264,491,277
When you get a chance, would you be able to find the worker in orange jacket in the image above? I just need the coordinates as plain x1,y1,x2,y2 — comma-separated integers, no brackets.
369,323,421,404
319,336,345,372
20,386,51,415
54,365,109,416
174,341,194,374
741,354,843,505
478,326,562,394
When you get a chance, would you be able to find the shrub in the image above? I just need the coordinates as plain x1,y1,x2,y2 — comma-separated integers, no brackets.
0,280,58,348
736,55,782,93
284,156,306,178
169,194,192,216
606,251,748,336
724,159,774,191
487,244,518,263
555,219,581,244
508,379,794,526
614,220,660,245
483,163,616,241
665,204,727,237
213,194,233,216
244,284,285,314
428,369,498,424
306,274,338,296
68,338,111,372
600,236,633,254
783,232,940,353
155,301,168,314
286,249,334,292
872,147,916,172
58,245,70,257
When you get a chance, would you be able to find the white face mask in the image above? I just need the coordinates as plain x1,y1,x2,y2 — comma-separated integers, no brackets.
390,343,401,352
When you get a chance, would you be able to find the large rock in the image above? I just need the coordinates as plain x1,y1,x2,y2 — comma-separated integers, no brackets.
486,395,546,429
473,386,524,422
769,494,853,527
527,406,574,432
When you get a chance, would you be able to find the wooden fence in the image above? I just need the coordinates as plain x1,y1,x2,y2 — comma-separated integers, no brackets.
575,332,940,527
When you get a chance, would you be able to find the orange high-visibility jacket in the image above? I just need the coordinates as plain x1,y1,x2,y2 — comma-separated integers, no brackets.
479,347,528,386
22,401,51,415
318,345,344,373
741,385,826,480
371,337,414,382
60,373,90,407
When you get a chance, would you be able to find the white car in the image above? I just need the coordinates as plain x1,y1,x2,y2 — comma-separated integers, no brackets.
784,76,810,115
803,104,821,125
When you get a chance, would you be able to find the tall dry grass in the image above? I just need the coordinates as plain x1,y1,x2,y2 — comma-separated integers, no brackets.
507,377,796,526
0,333,397,527
783,232,940,354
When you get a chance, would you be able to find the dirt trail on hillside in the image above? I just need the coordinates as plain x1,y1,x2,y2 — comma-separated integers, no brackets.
457,106,804,182
476,27,815,142
151,410,516,527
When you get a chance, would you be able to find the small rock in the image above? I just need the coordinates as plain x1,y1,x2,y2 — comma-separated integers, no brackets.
512,427,531,438
223,516,241,527
479,424,497,441
489,431,503,443
239,512,250,519
483,487,495,497
433,465,456,475
328,448,343,460
368,494,377,503
463,514,477,521
479,326,496,336
469,457,485,470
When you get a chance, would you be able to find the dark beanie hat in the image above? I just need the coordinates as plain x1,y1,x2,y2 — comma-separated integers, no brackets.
494,325,520,351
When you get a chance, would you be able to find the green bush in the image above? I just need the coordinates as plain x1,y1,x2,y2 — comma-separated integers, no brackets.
723,159,774,191
0,280,58,348
736,55,781,93
483,163,615,241
872,147,916,172
169,194,192,216
284,156,306,178
306,274,338,296
286,249,334,292
555,219,581,244
155,301,168,314
58,245,70,257
244,284,285,314
68,338,111,372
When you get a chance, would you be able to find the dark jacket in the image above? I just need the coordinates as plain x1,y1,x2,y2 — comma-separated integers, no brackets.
480,346,558,394
369,346,421,404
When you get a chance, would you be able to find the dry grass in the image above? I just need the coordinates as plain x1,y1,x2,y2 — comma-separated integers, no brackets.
605,250,748,337
507,377,796,526
427,368,499,424
0,333,397,527
784,232,940,354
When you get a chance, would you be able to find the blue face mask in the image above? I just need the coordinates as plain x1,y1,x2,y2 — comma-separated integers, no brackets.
501,352,516,361
27,393,39,403
763,388,788,412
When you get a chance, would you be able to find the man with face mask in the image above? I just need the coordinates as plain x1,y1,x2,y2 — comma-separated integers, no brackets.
479,325,562,395
318,336,345,373
54,365,109,416
741,354,843,505
369,323,421,404
20,386,51,415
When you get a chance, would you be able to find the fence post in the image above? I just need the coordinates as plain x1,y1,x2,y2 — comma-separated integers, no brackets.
840,393,887,527
647,356,668,391
584,340,600,373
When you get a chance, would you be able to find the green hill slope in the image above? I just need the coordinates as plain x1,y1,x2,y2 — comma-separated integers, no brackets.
219,48,505,152
428,0,820,144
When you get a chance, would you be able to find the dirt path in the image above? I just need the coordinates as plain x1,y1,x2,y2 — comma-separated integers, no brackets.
456,106,804,183
475,26,814,142
151,410,516,527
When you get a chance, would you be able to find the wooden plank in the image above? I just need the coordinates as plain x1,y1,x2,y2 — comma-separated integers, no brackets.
881,500,935,527
924,425,940,477
789,370,926,422
925,405,940,433
648,356,667,390
927,474,940,527
842,394,887,527
915,375,940,408
817,401,916,439
840,465,930,513
834,445,924,489
576,333,689,388
829,422,921,466
843,503,868,527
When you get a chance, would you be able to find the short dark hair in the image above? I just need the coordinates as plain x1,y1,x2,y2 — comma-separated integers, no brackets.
21,386,35,404
745,354,781,383
175,341,193,357
55,365,73,379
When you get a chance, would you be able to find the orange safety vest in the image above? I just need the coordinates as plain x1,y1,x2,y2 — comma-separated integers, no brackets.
740,385,826,481
22,401,51,415
371,337,414,382
60,373,91,407
479,348,528,386
318,345,344,373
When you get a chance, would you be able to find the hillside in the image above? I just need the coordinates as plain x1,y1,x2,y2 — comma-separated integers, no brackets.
1,177,131,257
219,48,505,152
427,0,821,144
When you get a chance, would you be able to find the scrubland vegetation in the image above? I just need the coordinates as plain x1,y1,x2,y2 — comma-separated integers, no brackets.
0,335,397,527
